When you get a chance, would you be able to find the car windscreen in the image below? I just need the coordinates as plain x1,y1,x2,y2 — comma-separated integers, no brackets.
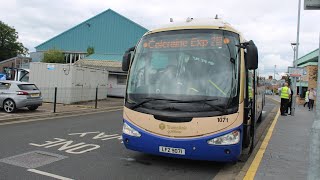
18,84,38,90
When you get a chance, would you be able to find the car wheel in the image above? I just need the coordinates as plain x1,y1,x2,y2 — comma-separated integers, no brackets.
3,99,16,113
27,106,39,111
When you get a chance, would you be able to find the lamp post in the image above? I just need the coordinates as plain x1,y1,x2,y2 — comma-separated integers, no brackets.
273,65,276,95
289,0,302,117
291,43,297,60
291,42,297,116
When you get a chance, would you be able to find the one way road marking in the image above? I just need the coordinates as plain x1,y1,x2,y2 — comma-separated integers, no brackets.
28,169,73,180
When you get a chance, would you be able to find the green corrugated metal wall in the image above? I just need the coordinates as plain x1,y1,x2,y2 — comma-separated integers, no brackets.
35,9,148,55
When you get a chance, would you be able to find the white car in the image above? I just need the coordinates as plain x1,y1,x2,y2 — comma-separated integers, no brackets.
0,81,43,113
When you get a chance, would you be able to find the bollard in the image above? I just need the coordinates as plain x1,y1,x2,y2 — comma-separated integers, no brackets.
95,86,98,109
53,87,57,113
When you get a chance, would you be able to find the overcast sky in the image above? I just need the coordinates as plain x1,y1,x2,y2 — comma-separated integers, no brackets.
1,0,319,78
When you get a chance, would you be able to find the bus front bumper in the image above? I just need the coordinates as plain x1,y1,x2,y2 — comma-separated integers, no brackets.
122,120,243,162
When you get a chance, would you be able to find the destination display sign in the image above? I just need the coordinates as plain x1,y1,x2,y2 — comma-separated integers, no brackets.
142,35,230,49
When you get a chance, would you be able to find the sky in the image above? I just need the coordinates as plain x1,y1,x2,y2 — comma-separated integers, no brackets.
1,0,320,79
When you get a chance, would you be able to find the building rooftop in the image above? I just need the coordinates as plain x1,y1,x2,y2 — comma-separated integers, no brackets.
296,48,319,67
35,9,148,54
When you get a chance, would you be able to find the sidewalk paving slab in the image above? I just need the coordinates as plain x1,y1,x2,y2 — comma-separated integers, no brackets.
254,96,314,180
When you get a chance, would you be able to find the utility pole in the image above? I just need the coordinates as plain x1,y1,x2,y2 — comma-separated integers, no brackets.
273,65,276,95
291,0,302,116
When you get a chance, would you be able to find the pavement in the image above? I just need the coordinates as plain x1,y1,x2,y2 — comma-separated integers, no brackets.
0,97,124,122
252,95,314,180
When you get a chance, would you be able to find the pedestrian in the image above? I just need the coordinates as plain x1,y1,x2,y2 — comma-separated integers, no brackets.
280,82,291,116
287,87,294,115
278,87,282,96
304,89,309,108
308,88,316,111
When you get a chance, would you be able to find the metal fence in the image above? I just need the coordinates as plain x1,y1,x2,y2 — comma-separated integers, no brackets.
40,86,108,104
107,86,126,97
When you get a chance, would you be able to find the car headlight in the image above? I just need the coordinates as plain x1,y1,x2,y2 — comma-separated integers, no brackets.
123,122,141,137
207,130,240,145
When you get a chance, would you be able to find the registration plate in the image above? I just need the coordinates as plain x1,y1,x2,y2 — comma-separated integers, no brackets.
159,146,185,155
31,93,39,97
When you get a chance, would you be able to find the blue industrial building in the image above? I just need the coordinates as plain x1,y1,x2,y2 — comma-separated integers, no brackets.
31,9,148,97
32,9,148,63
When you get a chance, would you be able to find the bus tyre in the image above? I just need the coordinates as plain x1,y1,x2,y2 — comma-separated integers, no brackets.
257,113,262,123
243,125,251,148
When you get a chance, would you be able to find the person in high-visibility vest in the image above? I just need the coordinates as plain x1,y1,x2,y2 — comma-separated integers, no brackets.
280,82,291,116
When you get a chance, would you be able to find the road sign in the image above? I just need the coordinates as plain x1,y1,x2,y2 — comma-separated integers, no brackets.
288,67,304,77
304,0,320,10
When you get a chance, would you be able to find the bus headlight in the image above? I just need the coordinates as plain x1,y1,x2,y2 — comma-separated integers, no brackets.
207,130,240,145
123,122,141,137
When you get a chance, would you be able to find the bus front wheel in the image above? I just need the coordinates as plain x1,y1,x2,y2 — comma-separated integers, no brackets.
243,124,251,148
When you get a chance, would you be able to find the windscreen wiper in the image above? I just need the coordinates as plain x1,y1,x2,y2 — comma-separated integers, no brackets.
201,100,225,112
131,98,163,110
174,98,225,113
131,98,219,110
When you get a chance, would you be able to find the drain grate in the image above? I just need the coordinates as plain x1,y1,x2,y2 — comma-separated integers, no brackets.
0,151,67,169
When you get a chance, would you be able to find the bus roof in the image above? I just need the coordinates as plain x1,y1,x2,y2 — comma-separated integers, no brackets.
146,18,243,38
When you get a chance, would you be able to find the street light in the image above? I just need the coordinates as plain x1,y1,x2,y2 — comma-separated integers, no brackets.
289,0,301,117
291,43,297,62
290,42,298,116
292,42,303,97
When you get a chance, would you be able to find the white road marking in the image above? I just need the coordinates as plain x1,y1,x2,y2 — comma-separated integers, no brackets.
27,169,73,180
30,138,101,154
68,131,100,137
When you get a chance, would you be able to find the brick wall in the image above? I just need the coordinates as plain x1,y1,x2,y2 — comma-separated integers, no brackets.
307,65,317,89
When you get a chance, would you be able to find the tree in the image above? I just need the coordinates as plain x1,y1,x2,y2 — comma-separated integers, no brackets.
0,21,28,61
42,49,65,63
87,46,94,56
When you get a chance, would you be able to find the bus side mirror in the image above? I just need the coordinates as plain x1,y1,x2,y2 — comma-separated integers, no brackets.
246,40,258,70
122,47,135,71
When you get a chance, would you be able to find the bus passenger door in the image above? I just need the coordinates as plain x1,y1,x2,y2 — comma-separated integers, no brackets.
243,69,255,149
